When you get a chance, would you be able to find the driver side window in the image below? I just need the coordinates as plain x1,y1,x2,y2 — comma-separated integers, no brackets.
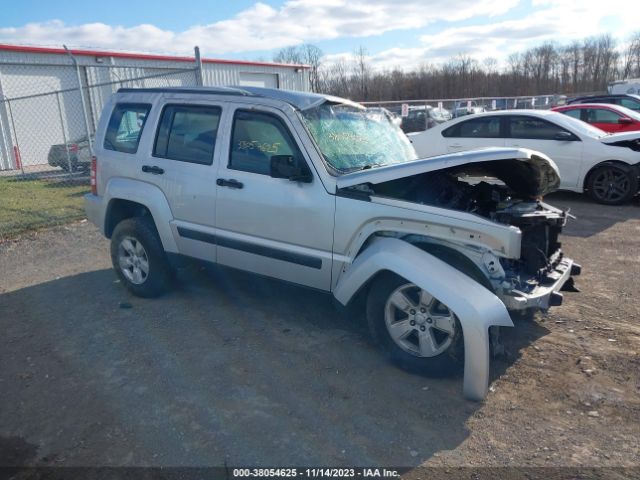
229,110,303,175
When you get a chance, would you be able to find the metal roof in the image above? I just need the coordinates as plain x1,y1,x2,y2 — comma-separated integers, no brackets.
116,86,362,111
0,43,310,69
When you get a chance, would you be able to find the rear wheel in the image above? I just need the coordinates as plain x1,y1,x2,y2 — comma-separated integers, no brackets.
367,273,463,376
110,217,173,297
586,164,638,205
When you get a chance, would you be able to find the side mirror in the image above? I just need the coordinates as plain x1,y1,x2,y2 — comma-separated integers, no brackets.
619,117,633,124
270,155,312,183
554,131,574,141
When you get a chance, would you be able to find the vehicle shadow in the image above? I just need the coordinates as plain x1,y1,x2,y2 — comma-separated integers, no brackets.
545,191,639,238
0,266,546,468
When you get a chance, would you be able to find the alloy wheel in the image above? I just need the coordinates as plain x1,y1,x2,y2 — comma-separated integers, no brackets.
384,283,456,357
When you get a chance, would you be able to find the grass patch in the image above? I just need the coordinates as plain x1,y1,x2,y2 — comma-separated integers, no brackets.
0,177,89,240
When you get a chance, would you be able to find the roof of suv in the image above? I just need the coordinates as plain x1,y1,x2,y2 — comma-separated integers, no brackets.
116,86,362,111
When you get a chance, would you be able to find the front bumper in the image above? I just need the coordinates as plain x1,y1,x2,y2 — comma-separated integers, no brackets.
501,256,580,311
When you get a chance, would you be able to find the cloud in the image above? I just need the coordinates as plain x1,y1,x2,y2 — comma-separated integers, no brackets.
329,0,639,70
0,0,519,55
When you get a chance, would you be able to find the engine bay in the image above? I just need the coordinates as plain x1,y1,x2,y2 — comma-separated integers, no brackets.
344,162,569,277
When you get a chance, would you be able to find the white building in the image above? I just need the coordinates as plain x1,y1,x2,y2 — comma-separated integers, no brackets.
0,43,310,171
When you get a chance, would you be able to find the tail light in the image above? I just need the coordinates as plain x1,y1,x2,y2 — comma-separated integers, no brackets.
90,156,97,195
68,143,79,153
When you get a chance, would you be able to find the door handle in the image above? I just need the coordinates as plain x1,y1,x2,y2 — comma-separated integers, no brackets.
142,165,164,175
216,178,244,189
449,144,463,148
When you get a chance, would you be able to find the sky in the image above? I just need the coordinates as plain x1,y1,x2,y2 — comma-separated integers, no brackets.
0,0,636,69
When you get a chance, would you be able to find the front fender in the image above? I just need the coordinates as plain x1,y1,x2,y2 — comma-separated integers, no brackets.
333,236,513,401
104,177,178,253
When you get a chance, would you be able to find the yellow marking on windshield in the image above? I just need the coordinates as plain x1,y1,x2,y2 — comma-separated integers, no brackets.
237,140,281,154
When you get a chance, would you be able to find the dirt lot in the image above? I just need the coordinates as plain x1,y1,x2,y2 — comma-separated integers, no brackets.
0,192,639,472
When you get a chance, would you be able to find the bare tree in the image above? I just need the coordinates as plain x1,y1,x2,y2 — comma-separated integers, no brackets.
310,31,639,100
353,46,371,100
622,32,640,78
273,46,303,64
300,44,323,92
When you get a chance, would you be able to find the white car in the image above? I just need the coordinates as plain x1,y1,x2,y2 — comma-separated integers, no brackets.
408,110,640,204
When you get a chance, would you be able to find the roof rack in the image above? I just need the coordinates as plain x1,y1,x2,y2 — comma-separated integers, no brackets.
115,86,359,111
117,86,254,96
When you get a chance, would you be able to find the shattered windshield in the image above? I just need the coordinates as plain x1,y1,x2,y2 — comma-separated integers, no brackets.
300,103,417,173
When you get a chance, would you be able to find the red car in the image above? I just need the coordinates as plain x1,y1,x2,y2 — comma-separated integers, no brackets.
552,103,640,133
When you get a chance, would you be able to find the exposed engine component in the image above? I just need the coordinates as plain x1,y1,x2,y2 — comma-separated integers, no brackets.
353,164,569,282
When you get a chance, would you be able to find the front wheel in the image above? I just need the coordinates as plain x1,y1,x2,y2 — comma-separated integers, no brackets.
586,164,638,205
366,273,463,376
110,217,173,297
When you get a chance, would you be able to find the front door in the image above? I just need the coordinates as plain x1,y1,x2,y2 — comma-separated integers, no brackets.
214,105,335,290
504,115,584,189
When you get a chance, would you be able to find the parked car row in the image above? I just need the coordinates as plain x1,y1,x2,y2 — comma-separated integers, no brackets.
400,105,452,133
408,109,640,204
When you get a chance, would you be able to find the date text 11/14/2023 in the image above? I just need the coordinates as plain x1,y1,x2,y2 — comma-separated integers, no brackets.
232,468,401,478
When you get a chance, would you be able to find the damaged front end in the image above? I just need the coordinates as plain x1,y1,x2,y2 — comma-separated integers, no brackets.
337,148,581,313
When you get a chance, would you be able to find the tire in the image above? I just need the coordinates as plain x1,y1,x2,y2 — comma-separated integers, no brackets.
59,156,79,172
110,217,173,297
586,163,638,205
60,162,79,173
366,272,463,376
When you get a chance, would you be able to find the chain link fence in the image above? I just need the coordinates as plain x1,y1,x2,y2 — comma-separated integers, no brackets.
0,53,199,239
1,65,199,175
361,94,569,133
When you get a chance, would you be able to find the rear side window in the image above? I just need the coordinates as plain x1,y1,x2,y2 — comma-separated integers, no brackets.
229,110,302,175
442,116,501,138
153,105,222,165
562,109,583,120
104,103,150,154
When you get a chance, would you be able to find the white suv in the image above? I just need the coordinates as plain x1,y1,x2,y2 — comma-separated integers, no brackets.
85,86,580,400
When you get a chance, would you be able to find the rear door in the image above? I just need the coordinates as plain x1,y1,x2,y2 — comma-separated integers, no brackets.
213,104,334,290
140,100,225,262
503,115,584,189
441,115,505,153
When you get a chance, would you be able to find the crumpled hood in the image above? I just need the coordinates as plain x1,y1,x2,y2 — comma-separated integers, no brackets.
336,147,561,197
600,131,640,144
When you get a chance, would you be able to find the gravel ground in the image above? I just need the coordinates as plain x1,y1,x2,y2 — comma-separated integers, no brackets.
0,192,638,471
